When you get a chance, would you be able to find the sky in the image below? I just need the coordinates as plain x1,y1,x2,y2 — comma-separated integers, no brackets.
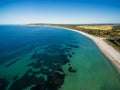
0,0,120,24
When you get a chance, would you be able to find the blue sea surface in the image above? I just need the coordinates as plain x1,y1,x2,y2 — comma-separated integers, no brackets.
0,25,120,90
0,25,72,54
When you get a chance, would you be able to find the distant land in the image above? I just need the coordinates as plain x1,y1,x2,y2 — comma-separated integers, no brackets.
26,23,120,26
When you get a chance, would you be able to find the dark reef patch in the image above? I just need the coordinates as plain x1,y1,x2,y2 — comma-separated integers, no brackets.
9,44,77,90
12,76,19,81
31,68,65,90
72,52,75,54
5,58,19,67
68,54,72,58
68,66,76,73
66,44,79,48
9,69,45,90
45,72,65,90
29,44,70,71
31,82,46,90
0,78,9,90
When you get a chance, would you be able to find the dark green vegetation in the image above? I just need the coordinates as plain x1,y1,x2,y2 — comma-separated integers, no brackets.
28,24,120,52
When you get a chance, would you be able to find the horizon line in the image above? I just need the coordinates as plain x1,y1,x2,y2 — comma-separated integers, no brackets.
0,22,120,25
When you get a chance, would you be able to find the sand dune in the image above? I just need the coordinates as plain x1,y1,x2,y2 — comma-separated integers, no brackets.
77,25,112,30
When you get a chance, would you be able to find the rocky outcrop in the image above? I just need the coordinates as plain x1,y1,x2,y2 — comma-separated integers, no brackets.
31,68,65,90
68,66,76,73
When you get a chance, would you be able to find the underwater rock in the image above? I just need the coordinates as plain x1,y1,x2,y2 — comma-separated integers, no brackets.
66,44,79,48
13,76,19,81
57,68,64,72
68,63,71,66
68,66,76,73
0,79,9,90
31,68,65,90
5,59,18,67
46,71,65,90
31,83,46,90
68,54,72,58
9,71,45,90
72,52,75,54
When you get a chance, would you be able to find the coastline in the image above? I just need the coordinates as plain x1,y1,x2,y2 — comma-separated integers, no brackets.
27,25,120,73
60,26,120,73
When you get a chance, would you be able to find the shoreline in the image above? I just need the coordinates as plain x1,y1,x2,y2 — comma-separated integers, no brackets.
27,25,120,73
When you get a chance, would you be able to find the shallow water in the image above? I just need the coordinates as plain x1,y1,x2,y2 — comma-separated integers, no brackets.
0,25,120,90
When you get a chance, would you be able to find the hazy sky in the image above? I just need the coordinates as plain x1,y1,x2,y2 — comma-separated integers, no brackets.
0,0,120,24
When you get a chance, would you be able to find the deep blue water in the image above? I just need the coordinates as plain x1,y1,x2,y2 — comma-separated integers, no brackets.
0,25,74,55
